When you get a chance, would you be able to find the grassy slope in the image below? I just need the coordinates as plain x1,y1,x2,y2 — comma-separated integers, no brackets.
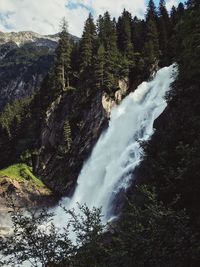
0,163,51,194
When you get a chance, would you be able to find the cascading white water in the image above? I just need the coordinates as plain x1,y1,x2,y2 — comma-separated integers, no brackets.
54,64,177,226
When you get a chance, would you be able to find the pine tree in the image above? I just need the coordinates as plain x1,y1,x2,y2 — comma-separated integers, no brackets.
170,6,178,27
177,2,185,17
175,3,200,81
159,0,170,32
187,0,200,8
143,19,160,65
132,16,146,53
145,0,159,66
70,42,80,87
117,9,134,59
104,51,118,94
146,0,158,22
94,44,105,90
55,18,72,92
158,0,170,65
97,12,118,51
79,13,97,73
96,12,119,94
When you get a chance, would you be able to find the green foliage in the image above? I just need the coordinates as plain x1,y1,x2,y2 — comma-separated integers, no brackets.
187,0,200,8
158,0,171,65
0,97,35,168
175,8,200,82
66,204,105,267
116,9,135,79
0,44,50,67
80,13,97,72
1,187,199,267
133,8,200,267
117,9,134,59
96,12,120,94
103,49,119,94
143,19,160,65
0,163,48,189
109,186,199,267
132,17,146,53
1,4,200,267
97,12,117,51
55,18,72,92
0,97,31,138
63,120,72,152
0,207,73,267
78,13,97,90
0,204,105,267
146,0,158,22
94,44,105,89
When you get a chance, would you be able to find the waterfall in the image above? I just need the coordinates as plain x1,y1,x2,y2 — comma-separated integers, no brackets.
54,64,177,226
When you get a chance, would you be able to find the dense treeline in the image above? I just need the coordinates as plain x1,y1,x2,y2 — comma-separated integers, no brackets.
0,0,186,169
0,0,200,266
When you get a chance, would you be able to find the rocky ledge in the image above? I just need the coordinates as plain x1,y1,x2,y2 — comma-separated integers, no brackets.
0,164,55,209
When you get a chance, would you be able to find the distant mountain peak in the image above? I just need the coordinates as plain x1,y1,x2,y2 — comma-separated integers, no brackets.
0,30,79,47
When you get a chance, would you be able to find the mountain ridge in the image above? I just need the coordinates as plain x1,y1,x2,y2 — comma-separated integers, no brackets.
0,30,79,47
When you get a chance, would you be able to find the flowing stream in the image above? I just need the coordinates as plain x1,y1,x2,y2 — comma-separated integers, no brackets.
54,64,177,227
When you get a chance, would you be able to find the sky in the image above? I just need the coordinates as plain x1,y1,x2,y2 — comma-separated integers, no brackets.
0,0,183,37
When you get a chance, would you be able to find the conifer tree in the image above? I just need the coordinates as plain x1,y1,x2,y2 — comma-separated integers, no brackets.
170,6,178,27
55,18,72,92
104,52,118,94
143,18,160,65
70,42,80,87
79,13,97,73
117,9,134,59
96,15,104,41
168,3,185,61
175,3,200,81
96,12,119,94
187,0,200,8
132,16,146,53
94,44,105,90
97,12,118,51
145,0,159,66
158,0,170,64
146,0,158,22
177,2,185,16
159,0,170,32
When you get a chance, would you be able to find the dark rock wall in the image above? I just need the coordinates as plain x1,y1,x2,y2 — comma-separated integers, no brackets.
35,90,108,195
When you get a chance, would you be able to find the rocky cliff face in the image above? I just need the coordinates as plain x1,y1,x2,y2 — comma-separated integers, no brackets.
0,31,78,111
35,89,108,195
33,78,132,195
102,78,129,117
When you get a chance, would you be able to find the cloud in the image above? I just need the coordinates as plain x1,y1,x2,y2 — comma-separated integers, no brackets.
165,0,180,10
71,0,146,18
0,0,147,37
93,0,146,18
0,0,89,36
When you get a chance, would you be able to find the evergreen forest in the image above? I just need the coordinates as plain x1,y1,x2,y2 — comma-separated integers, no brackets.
0,0,200,266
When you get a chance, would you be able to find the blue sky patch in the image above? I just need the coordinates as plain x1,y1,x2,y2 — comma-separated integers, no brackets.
66,1,94,13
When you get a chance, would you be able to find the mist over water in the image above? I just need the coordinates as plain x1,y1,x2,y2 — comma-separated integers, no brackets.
54,64,177,227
